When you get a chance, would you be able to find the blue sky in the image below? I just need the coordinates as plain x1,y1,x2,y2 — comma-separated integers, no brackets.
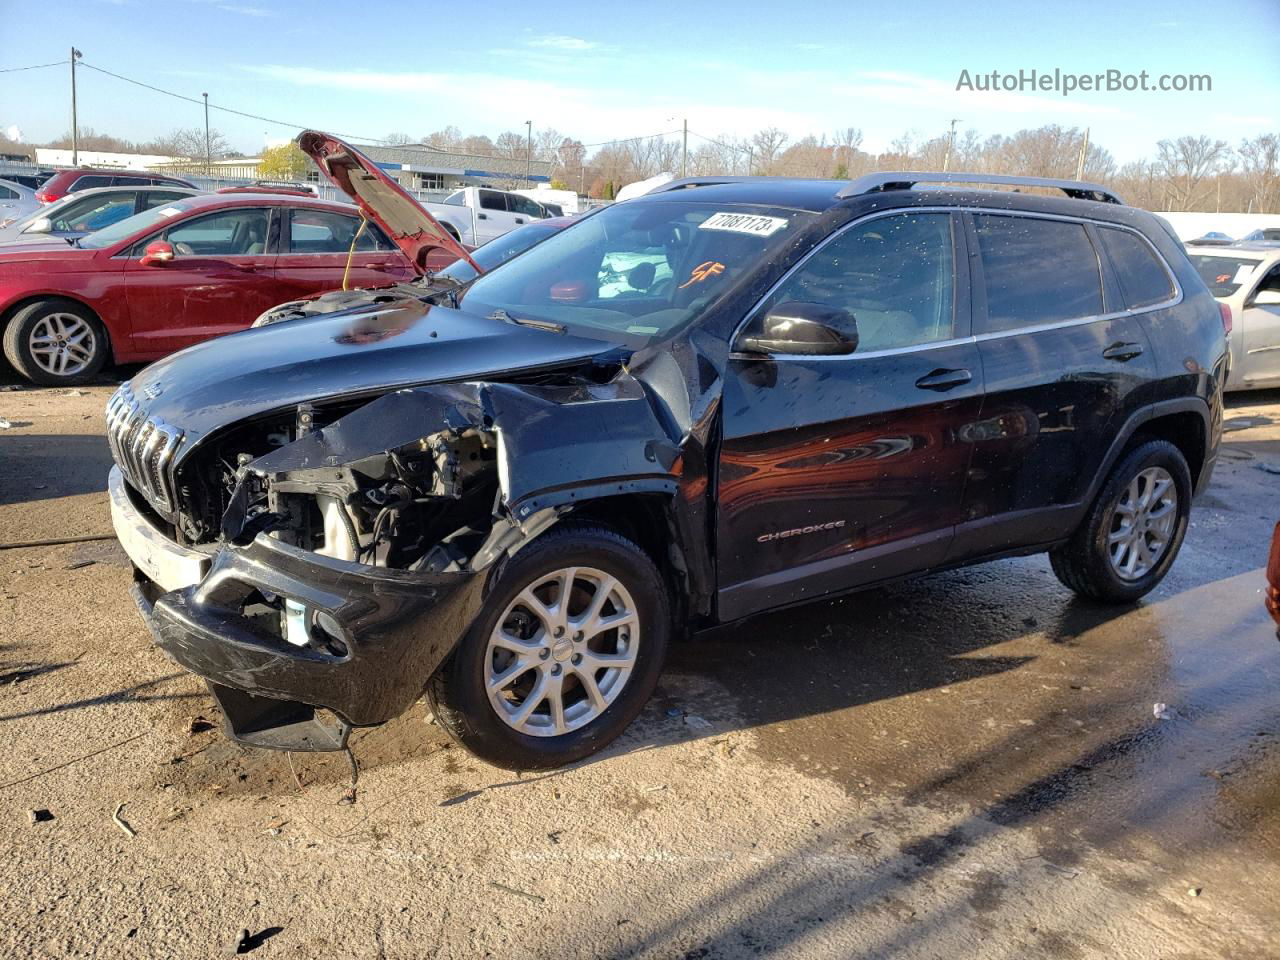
0,0,1277,162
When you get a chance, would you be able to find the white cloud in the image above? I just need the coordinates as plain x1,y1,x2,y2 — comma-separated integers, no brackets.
526,34,595,51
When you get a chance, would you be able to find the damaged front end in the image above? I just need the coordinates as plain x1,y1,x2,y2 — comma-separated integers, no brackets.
117,370,685,752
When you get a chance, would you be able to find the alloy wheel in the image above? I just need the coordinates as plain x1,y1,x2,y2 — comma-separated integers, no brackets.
29,313,96,378
1107,466,1178,581
484,566,640,737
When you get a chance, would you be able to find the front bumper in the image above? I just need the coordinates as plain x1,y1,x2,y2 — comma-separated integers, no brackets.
111,466,485,744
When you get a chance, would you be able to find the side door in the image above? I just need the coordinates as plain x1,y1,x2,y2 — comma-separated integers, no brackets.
1240,263,1280,386
950,212,1160,563
716,210,984,621
475,189,517,243
273,207,415,301
122,206,280,354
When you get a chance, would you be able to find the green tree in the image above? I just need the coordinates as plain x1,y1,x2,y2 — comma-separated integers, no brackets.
260,142,310,180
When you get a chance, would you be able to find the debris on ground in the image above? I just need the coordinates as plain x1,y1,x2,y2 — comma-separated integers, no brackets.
1188,887,1202,897
0,418,12,429
229,928,251,956
186,716,215,735
28,808,54,824
63,389,87,397
684,714,713,731
64,559,96,571
488,881,545,904
1255,462,1280,476
112,802,137,838
1154,703,1173,720
665,707,682,718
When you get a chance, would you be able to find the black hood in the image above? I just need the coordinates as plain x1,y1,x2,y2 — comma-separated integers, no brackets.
129,298,618,453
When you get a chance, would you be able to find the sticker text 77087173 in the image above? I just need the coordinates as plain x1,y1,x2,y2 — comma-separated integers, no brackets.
698,212,789,237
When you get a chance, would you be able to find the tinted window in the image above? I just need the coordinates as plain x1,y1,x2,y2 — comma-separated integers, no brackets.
0,185,16,200
758,212,956,351
479,190,508,212
1186,254,1263,297
1097,227,1174,308
143,191,190,209
165,208,271,256
509,194,543,218
53,194,136,233
70,175,113,192
974,214,1103,332
288,209,387,253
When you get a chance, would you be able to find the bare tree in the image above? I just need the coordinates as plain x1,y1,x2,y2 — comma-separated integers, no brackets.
145,127,230,160
1239,133,1280,213
1155,135,1231,209
383,132,412,146
494,131,528,160
750,127,788,173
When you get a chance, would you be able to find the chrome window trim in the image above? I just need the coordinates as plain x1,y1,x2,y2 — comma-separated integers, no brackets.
730,205,1183,362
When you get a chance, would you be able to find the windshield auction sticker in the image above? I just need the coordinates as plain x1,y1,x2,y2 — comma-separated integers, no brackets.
698,212,789,237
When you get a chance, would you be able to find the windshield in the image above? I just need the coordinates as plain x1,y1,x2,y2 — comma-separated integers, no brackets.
78,200,196,250
456,200,813,346
1188,253,1265,297
437,221,565,284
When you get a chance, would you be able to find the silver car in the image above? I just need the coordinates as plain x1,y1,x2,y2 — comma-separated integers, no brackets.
0,178,39,227
1186,242,1280,391
0,184,200,246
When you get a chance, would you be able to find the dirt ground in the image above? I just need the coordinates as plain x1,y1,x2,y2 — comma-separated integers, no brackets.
1,369,1278,960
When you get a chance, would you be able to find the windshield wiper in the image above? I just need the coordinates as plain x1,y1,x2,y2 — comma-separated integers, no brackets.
490,309,565,334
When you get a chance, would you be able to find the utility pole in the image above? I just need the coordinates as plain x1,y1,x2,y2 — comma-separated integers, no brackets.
525,120,532,187
681,118,688,179
202,92,211,177
1075,127,1090,180
70,48,82,166
942,118,959,172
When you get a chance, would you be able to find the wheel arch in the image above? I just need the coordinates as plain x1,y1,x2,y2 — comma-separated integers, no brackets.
1084,398,1212,507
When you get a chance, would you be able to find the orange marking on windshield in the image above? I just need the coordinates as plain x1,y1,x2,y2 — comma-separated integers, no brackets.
679,260,726,289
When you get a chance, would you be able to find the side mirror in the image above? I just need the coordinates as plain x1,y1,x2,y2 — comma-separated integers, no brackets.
1250,288,1280,307
140,241,175,266
22,217,52,235
737,301,859,356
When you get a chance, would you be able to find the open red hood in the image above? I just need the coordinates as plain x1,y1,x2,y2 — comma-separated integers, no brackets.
297,130,481,275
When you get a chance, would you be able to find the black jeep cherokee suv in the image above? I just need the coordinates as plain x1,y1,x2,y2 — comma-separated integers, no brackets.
108,141,1226,770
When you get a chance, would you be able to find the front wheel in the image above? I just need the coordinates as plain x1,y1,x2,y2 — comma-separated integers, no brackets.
427,524,670,769
1050,439,1192,602
3,299,109,386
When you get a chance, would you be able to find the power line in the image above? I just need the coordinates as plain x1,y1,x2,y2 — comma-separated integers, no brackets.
0,59,68,73
579,129,683,149
77,61,390,144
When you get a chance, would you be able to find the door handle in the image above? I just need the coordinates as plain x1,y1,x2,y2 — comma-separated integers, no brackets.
514,218,525,224
1102,341,1144,362
915,368,972,391
477,213,488,220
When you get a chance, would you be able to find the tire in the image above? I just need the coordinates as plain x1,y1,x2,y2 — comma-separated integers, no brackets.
427,523,670,770
1050,439,1192,603
3,298,109,386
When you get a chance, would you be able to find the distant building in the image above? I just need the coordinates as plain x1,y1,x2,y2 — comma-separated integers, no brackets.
34,148,181,170
149,156,264,179
358,143,553,191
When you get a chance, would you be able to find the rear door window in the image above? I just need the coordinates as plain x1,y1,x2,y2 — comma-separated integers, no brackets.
479,190,509,212
70,175,112,192
1097,227,1175,308
53,194,136,232
974,214,1103,332
288,209,390,253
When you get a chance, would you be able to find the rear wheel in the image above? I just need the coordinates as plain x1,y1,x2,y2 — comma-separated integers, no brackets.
3,299,109,386
1050,439,1192,602
428,524,670,769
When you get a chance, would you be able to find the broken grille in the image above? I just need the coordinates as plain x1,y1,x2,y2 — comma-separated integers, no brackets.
106,384,184,514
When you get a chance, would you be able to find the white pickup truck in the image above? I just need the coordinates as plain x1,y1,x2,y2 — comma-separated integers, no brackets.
422,187,559,246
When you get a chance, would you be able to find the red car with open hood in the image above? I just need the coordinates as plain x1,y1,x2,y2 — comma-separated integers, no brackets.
0,165,475,385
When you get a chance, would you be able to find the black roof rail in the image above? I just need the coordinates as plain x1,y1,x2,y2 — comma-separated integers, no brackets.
644,176,799,195
837,171,1124,204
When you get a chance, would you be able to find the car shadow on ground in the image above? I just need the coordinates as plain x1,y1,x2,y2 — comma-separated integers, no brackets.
0,433,115,506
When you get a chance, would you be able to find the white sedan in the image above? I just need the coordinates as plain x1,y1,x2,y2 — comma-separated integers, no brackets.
0,178,39,227
1185,242,1280,391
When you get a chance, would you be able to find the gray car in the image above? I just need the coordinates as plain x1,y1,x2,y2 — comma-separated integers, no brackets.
0,178,39,227
0,184,200,246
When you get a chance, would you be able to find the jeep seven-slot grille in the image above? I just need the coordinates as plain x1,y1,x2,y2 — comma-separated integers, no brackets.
106,384,184,514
